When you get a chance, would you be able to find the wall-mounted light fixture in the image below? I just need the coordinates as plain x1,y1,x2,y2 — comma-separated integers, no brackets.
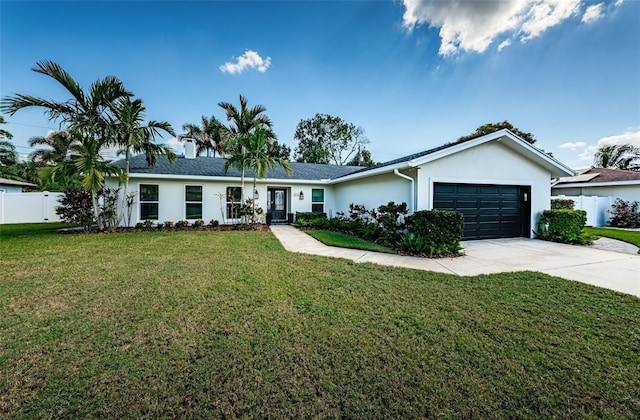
254,189,259,200
299,190,304,200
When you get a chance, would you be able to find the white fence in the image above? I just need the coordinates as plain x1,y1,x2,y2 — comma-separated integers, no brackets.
552,195,613,227
0,191,64,224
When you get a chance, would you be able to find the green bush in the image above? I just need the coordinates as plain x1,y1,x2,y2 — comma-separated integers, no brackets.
404,210,464,255
609,199,640,228
551,198,575,210
209,219,219,227
295,212,327,223
536,210,589,244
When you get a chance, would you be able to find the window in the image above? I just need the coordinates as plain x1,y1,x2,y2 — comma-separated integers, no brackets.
311,188,324,213
226,186,242,219
140,184,159,220
185,185,203,219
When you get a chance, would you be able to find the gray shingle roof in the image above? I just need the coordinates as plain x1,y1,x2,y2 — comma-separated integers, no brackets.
118,155,362,181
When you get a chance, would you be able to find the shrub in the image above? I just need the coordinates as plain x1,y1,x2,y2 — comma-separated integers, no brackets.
164,221,174,228
551,198,575,210
134,222,144,229
295,212,327,223
374,201,408,245
56,190,94,231
405,210,464,255
156,222,164,229
175,220,189,228
209,219,219,227
609,199,640,228
192,219,205,227
55,188,120,231
142,219,154,228
536,209,589,244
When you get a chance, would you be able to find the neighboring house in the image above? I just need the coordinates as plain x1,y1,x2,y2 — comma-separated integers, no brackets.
107,129,573,240
552,167,640,203
0,177,36,193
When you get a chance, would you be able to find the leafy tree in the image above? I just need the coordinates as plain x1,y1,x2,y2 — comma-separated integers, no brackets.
293,113,369,165
28,131,77,164
457,121,536,144
182,115,228,157
267,140,291,160
0,140,17,166
109,97,176,224
223,127,292,224
593,144,640,171
346,148,376,167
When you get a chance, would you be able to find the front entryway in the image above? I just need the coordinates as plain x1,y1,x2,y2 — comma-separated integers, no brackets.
267,188,287,222
433,183,531,240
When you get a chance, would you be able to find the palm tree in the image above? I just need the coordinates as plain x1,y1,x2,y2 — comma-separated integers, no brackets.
1,60,131,140
182,115,228,157
218,95,277,199
28,131,77,164
223,128,291,224
594,144,640,171
43,131,125,229
1,60,131,228
108,97,176,224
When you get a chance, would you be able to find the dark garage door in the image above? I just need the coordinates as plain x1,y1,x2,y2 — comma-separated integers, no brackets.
433,183,531,240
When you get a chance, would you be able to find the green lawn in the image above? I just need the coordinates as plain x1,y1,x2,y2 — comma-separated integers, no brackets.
305,229,396,254
584,227,640,252
1,223,639,417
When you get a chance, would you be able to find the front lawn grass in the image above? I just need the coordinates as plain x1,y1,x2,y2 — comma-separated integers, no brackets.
584,226,640,253
306,229,396,254
1,223,639,417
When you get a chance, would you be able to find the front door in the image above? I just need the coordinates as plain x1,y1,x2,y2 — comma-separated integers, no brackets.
268,188,287,220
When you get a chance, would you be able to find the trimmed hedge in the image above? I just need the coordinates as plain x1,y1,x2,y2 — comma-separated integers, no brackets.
551,198,575,210
295,211,327,222
536,209,589,244
404,210,464,255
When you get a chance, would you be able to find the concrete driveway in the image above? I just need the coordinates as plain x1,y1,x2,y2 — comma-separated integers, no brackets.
270,226,640,297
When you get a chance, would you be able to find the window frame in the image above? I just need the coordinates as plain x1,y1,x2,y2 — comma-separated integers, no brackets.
185,185,203,220
311,188,324,213
226,186,242,219
139,184,159,220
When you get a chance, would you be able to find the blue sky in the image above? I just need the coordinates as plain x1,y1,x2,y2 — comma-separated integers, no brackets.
1,0,638,169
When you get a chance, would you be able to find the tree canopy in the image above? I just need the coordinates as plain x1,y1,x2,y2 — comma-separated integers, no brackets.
593,144,640,171
293,113,370,165
457,121,536,144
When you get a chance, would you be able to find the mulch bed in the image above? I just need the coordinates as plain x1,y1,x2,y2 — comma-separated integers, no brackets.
59,224,271,234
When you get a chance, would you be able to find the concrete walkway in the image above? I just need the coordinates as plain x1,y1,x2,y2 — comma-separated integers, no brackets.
270,226,640,297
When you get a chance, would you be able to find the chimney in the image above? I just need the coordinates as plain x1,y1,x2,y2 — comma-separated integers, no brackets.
184,138,196,159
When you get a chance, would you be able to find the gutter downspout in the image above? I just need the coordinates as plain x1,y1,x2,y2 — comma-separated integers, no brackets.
393,169,414,213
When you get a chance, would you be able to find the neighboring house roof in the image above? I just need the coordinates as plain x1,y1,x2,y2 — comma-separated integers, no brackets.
119,155,362,181
553,167,640,187
0,177,37,188
115,129,574,183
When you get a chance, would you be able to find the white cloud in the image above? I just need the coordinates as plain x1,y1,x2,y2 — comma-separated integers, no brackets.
497,39,512,52
165,137,183,155
614,0,624,7
559,141,586,150
219,50,271,74
582,3,604,23
578,130,640,162
402,0,583,56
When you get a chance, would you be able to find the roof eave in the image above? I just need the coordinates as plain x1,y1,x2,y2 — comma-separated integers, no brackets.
552,180,640,188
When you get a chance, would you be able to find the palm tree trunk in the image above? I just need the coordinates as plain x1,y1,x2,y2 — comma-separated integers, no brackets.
117,147,131,226
252,175,257,226
92,190,103,230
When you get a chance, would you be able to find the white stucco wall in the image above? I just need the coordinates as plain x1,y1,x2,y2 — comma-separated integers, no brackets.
415,141,552,238
333,171,414,216
0,184,24,193
552,184,639,203
105,177,335,225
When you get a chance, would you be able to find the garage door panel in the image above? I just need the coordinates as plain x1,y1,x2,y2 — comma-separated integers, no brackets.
433,183,530,240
